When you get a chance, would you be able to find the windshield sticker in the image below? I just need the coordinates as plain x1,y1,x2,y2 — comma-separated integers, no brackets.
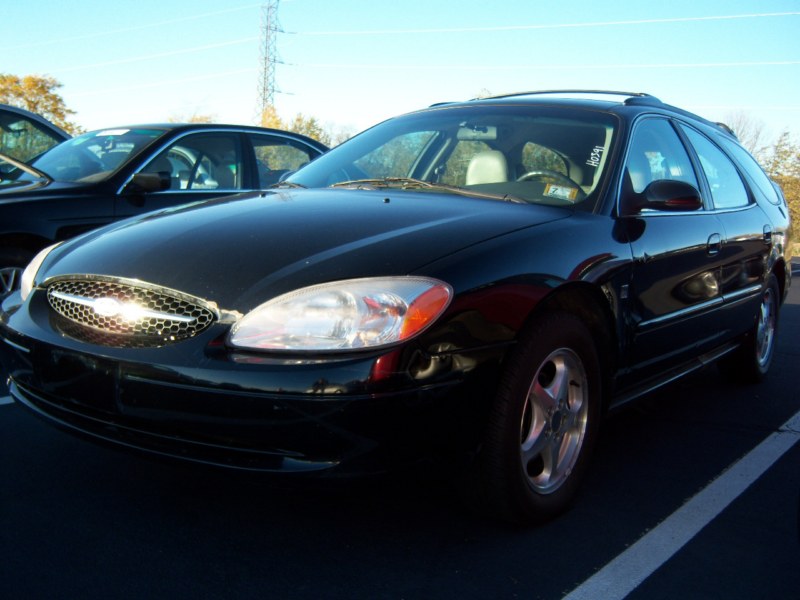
544,184,579,201
96,129,130,137
586,145,604,168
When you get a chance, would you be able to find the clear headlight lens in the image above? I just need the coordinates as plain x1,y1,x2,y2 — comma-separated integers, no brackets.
229,277,452,351
20,243,60,301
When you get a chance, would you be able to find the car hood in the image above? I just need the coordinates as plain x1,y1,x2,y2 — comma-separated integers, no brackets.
40,188,571,311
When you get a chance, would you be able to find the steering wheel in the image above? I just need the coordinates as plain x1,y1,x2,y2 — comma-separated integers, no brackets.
517,169,582,188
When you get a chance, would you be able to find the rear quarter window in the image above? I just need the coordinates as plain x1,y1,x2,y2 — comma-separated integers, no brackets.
717,136,783,206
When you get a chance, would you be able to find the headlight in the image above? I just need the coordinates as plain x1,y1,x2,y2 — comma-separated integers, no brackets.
229,276,452,351
20,243,60,301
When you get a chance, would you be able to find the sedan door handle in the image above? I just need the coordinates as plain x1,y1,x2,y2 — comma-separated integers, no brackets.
707,233,722,256
763,225,773,245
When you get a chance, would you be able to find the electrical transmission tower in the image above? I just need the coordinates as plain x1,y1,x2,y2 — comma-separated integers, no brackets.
257,0,281,118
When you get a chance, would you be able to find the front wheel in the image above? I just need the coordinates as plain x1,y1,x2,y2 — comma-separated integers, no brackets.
468,311,602,525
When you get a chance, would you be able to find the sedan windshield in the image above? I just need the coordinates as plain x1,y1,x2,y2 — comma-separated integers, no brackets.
288,104,618,210
21,127,167,183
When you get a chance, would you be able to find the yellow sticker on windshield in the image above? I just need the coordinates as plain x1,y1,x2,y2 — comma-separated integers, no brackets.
544,184,579,201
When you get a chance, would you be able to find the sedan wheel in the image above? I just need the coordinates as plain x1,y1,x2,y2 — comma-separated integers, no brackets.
469,311,601,525
1,267,21,296
754,281,777,370
0,248,33,298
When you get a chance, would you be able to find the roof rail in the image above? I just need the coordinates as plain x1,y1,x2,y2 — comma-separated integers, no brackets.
714,121,739,139
470,90,662,104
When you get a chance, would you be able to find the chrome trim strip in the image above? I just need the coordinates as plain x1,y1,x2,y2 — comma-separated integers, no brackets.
42,274,220,318
721,284,762,304
50,290,195,323
638,297,724,330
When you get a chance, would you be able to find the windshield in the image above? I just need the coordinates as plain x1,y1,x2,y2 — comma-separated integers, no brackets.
19,127,167,183
288,104,617,210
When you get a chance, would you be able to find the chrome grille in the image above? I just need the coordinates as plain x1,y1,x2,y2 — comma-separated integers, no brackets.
46,277,216,346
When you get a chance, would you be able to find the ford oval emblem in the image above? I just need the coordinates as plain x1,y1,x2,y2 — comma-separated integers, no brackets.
93,297,122,318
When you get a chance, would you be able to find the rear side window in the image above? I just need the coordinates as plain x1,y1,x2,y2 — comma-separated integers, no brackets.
681,126,749,209
0,111,65,162
250,134,318,187
717,136,782,206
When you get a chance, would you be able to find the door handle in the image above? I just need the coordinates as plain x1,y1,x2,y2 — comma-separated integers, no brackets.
763,225,773,245
707,233,722,255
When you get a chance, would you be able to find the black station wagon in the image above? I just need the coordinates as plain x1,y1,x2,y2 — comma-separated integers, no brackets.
0,91,792,524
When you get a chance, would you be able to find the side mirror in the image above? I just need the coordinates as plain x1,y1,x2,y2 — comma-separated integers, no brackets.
624,179,702,214
124,172,171,194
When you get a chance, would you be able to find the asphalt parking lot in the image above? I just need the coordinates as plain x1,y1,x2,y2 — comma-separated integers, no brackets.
2,258,798,599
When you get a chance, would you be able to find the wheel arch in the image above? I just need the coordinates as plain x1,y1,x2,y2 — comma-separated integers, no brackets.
0,233,53,255
770,257,788,303
524,282,619,408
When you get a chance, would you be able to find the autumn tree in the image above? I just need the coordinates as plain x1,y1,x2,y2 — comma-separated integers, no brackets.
259,105,352,147
724,112,798,251
168,111,217,124
0,73,81,135
760,131,800,245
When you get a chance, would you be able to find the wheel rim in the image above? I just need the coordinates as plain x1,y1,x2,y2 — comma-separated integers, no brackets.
0,266,22,296
755,286,776,368
519,347,589,494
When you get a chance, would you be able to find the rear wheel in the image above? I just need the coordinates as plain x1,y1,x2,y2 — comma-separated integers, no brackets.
468,312,602,525
719,273,780,383
0,248,34,297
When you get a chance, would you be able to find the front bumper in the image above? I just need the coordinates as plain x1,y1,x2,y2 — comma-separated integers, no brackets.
1,293,505,475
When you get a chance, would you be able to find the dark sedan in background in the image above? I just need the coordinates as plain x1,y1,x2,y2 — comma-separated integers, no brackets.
0,123,328,295
0,91,792,525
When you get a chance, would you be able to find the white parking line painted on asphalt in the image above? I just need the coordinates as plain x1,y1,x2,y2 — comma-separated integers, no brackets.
0,396,13,406
564,409,800,600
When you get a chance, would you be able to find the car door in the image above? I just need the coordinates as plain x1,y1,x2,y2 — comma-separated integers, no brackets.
619,117,727,384
115,131,246,218
678,123,770,336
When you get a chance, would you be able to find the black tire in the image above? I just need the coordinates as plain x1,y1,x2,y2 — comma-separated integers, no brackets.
719,273,780,384
0,247,34,297
467,311,602,525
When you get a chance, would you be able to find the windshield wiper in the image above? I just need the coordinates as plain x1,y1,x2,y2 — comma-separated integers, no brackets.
268,180,306,189
0,151,52,183
330,177,443,190
329,177,525,203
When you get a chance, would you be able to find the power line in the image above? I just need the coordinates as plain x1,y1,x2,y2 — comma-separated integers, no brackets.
1,4,262,51
53,38,259,74
288,11,800,36
294,60,800,71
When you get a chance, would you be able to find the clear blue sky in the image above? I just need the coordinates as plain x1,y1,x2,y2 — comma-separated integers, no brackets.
4,0,799,143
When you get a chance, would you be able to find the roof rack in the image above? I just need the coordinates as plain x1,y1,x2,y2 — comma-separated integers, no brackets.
470,90,663,105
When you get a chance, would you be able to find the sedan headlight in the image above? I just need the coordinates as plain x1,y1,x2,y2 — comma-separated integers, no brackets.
20,243,61,301
229,277,452,351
